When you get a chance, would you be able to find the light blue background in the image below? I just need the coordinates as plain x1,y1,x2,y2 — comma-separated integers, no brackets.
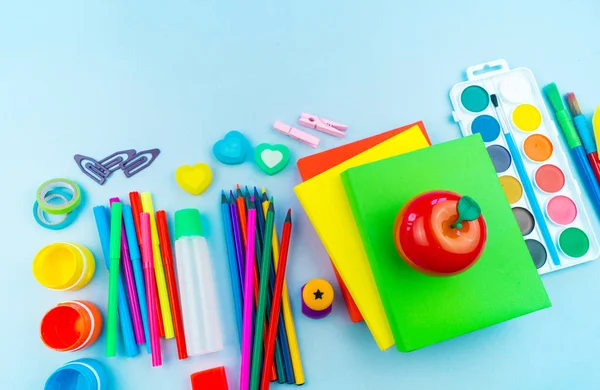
1,1,600,389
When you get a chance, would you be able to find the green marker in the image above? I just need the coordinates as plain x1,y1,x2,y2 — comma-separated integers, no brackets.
106,202,122,357
250,200,275,390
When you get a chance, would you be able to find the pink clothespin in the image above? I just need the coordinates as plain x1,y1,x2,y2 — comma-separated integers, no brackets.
298,113,348,138
273,121,320,148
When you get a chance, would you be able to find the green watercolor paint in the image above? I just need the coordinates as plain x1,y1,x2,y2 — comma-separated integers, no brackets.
559,227,589,258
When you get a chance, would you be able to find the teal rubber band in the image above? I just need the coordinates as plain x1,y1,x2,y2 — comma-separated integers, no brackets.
36,178,82,215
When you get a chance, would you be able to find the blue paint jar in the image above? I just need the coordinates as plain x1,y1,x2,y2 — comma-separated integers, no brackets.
44,358,107,390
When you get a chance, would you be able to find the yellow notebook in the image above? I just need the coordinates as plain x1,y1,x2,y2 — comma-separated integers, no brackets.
294,125,429,350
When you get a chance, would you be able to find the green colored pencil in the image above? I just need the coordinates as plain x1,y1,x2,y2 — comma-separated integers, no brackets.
250,200,275,390
107,201,122,357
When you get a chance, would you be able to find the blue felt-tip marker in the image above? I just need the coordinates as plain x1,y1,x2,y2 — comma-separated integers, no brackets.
93,205,138,357
123,205,152,354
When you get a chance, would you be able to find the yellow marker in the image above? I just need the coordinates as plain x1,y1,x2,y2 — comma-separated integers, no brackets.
262,188,305,385
594,107,600,154
141,192,175,339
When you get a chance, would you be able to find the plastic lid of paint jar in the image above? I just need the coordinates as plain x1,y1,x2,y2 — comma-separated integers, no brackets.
40,300,103,352
44,358,107,390
33,243,95,291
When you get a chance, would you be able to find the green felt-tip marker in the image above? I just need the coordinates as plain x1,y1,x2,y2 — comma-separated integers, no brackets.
106,201,122,357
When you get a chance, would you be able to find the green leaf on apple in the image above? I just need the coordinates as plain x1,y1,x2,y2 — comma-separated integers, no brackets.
451,196,482,229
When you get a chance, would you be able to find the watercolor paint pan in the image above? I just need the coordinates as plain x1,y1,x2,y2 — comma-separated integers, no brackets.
449,59,598,274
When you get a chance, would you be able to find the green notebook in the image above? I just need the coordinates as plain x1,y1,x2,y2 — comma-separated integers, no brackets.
341,135,551,352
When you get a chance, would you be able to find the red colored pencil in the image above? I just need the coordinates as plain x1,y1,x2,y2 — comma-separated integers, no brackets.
156,210,188,360
236,185,248,244
260,209,293,390
130,191,165,338
236,186,277,382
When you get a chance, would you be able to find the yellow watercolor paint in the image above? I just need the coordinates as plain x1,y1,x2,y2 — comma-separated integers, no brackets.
499,175,523,204
512,104,542,132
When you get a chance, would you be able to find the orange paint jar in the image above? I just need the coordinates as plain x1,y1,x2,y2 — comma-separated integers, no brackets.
40,300,103,352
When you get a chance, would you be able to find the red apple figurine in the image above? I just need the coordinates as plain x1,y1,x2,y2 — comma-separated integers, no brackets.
393,190,487,276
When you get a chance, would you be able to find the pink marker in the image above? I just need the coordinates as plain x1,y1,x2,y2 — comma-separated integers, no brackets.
110,197,145,345
240,199,257,390
299,112,347,138
273,121,320,148
141,212,162,367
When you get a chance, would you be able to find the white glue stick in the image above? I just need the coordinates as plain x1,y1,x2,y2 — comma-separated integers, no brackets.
174,208,223,356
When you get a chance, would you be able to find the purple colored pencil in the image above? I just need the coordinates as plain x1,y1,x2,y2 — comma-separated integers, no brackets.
110,197,145,344
241,200,257,390
229,191,245,285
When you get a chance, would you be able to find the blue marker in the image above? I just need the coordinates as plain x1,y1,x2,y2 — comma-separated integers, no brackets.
123,205,152,354
93,206,138,357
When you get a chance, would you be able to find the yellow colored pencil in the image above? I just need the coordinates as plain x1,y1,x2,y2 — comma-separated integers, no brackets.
262,188,305,385
594,106,600,154
141,192,175,339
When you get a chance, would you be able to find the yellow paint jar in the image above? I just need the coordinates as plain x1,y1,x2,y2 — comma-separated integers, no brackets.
33,243,95,291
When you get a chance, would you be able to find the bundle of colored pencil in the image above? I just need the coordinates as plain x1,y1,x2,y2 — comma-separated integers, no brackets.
220,185,304,389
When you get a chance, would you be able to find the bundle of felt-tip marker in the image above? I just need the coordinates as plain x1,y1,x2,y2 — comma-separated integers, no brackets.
221,185,304,389
93,191,223,366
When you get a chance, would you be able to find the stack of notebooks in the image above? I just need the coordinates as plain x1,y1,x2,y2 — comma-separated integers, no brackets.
294,123,551,352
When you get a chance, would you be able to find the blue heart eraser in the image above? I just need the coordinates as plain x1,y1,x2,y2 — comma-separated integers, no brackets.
213,130,250,165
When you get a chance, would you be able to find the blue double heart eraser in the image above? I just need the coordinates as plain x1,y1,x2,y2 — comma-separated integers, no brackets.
213,130,250,165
